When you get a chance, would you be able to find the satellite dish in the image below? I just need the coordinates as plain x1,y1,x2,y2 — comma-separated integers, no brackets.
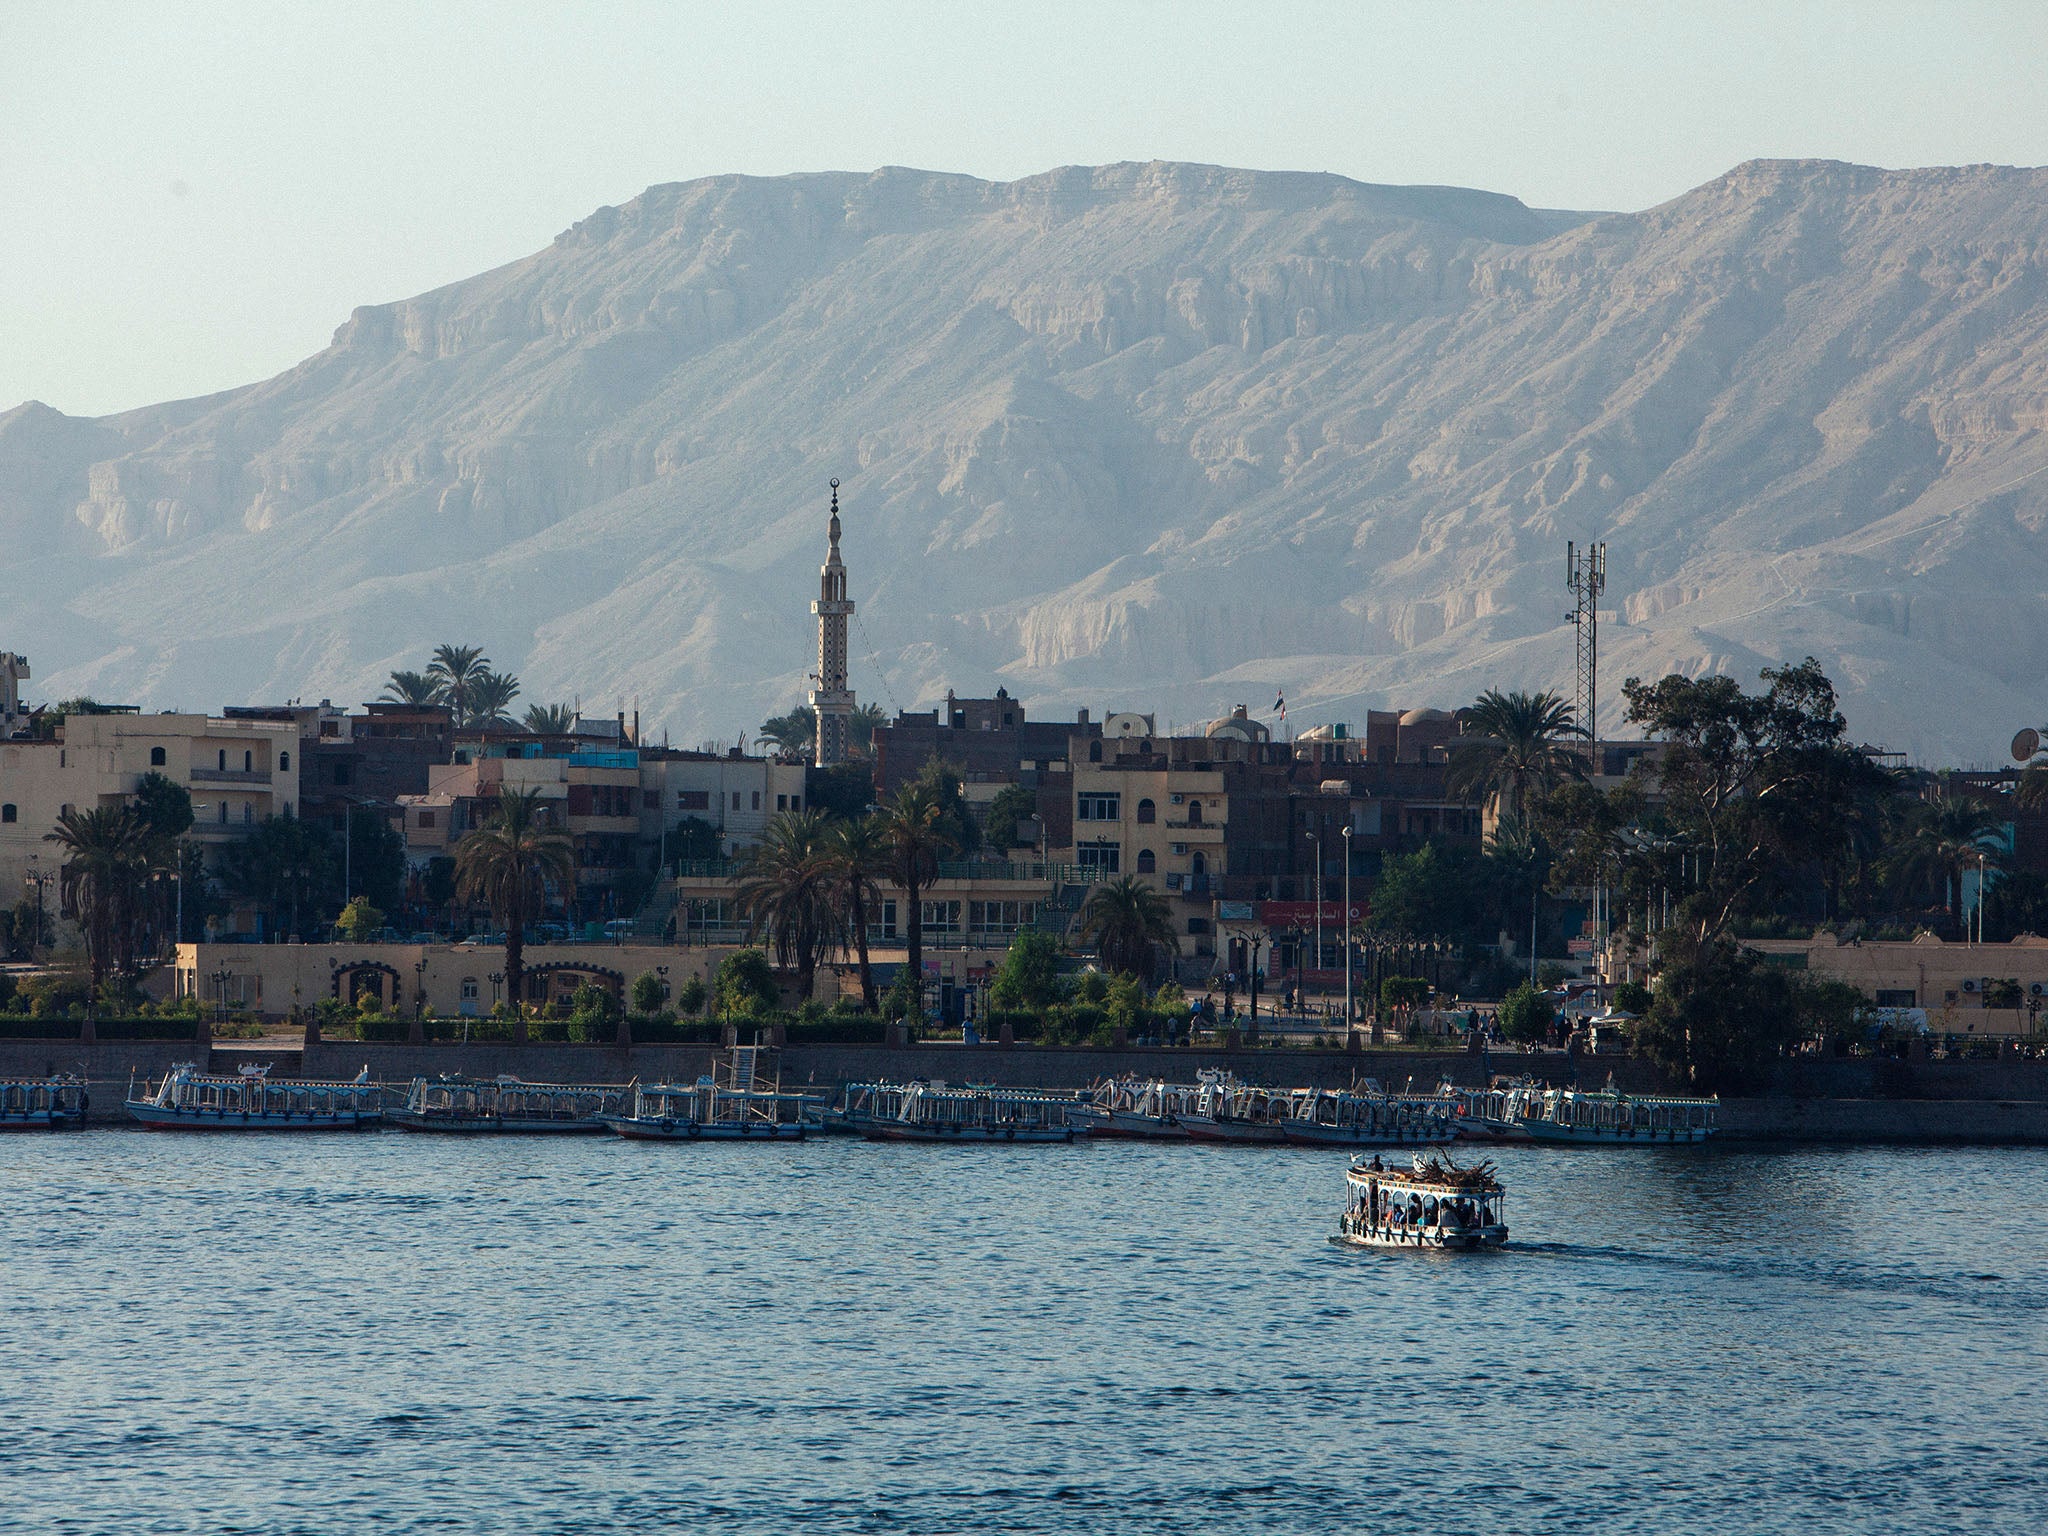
2013,728,2041,763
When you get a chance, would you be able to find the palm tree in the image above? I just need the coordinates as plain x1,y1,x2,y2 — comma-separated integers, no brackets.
1891,791,2007,931
382,669,443,707
880,779,958,1020
46,805,152,1008
426,644,490,726
1484,815,1549,986
454,787,575,1041
1446,689,1585,818
736,809,841,1004
2018,762,2048,813
1078,875,1180,981
826,814,890,1011
757,708,816,761
465,669,521,728
848,702,887,755
523,703,577,736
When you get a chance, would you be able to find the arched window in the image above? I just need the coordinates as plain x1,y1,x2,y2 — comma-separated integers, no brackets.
1187,800,1203,825
218,802,228,824
279,750,290,771
1136,848,1156,874
149,746,166,766
1136,798,1156,824
217,749,227,771
243,750,253,772
0,804,14,824
1191,851,1207,875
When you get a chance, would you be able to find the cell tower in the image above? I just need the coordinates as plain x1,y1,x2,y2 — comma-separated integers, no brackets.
1566,541,1606,769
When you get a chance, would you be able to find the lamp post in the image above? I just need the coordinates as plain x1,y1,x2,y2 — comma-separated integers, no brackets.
211,965,234,1027
655,963,671,1007
23,854,52,956
1341,825,1353,1035
1308,831,1321,1017
414,958,428,1021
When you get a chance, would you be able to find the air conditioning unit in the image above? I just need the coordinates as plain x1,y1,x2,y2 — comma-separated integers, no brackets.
1962,977,1982,994
2031,983,2046,998
1170,793,1185,805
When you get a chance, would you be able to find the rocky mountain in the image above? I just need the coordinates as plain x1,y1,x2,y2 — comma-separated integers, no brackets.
4,158,2047,762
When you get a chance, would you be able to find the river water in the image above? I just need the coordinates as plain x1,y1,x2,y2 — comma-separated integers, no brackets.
2,1133,2042,1535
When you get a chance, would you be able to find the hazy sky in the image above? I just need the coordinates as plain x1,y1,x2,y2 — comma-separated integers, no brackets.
5,0,2046,417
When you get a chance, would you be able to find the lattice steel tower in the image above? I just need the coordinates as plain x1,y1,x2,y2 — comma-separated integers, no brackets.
810,478,856,767
1566,540,1606,769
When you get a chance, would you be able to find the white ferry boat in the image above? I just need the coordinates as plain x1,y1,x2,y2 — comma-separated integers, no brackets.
1451,1075,1717,1144
125,1063,383,1131
834,1080,1080,1142
1283,1083,1459,1148
599,1048,823,1141
390,1075,630,1134
0,1075,89,1130
1070,1076,1199,1139
1176,1071,1294,1144
1333,1151,1508,1252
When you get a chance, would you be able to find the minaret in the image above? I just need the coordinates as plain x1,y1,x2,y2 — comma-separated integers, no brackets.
810,478,856,767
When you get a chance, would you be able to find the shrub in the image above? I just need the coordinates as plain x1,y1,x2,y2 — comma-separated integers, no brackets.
1497,982,1550,1044
630,971,668,1014
989,931,1064,1010
1073,971,1109,1005
675,976,708,1015
335,896,385,943
1613,980,1654,1016
715,949,779,1016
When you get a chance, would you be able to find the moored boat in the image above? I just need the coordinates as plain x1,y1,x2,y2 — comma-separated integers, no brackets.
1333,1151,1508,1251
1282,1083,1459,1147
125,1063,383,1131
389,1075,629,1133
0,1075,89,1129
599,1047,823,1141
834,1080,1079,1142
1519,1084,1718,1144
1070,1075,1198,1139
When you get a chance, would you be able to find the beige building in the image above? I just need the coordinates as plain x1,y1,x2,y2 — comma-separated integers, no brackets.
1748,931,2048,1036
1,710,300,897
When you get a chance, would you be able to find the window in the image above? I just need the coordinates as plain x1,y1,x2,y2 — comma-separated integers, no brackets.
777,794,788,811
1076,844,1122,873
279,750,289,771
1136,798,1156,824
1188,917,1210,935
1191,851,1207,875
149,746,166,766
1187,801,1203,825
644,791,659,810
218,749,227,771
1875,989,1917,1008
243,750,253,772
1171,842,1187,856
1136,848,1156,873
219,803,228,824
1088,741,1102,763
1077,793,1121,821
922,900,962,934
460,978,479,1001
791,795,801,811
732,791,741,809
418,811,436,829
0,804,13,823
751,790,761,811
243,803,254,824
677,790,709,810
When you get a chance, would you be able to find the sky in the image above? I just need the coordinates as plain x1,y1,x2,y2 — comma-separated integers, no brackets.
4,0,2047,417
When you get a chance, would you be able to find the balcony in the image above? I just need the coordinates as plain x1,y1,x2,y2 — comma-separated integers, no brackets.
190,767,272,785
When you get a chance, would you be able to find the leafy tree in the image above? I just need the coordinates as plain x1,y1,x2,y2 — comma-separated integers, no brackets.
826,815,889,1011
1496,981,1550,1043
1079,875,1180,981
426,644,490,726
989,929,1064,1010
1379,975,1429,1012
664,816,722,866
714,948,779,1016
454,787,575,1041
1446,689,1584,817
423,856,458,910
224,814,332,940
735,809,840,1003
343,806,408,919
1622,658,1880,949
1364,842,1489,945
382,670,442,707
675,976,708,1015
806,760,876,821
335,896,385,942
630,971,668,1014
133,772,195,842
983,783,1039,852
758,708,816,761
1637,938,1801,1092
570,981,620,1032
1612,980,1654,1015
523,703,577,735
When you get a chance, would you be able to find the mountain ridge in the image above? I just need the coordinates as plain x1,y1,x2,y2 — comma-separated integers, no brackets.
3,157,2047,761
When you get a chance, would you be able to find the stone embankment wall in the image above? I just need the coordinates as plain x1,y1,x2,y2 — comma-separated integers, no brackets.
8,1038,2048,1141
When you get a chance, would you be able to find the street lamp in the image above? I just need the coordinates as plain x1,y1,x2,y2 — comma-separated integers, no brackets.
22,854,53,956
489,971,504,1011
211,965,234,1026
414,957,428,1022
1308,831,1321,1017
1341,825,1354,1034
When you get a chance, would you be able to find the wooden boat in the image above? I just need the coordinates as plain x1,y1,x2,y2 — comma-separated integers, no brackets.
125,1062,383,1131
833,1080,1079,1142
388,1075,629,1134
0,1075,89,1129
599,1047,822,1141
1281,1083,1459,1147
1333,1151,1508,1252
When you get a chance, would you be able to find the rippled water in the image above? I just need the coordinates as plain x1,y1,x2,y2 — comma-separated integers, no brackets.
2,1132,2043,1534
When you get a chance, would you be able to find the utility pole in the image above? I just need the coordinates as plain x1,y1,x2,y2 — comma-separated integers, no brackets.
1566,540,1607,772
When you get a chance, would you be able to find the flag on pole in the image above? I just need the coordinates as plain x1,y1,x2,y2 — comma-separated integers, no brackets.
1272,691,1286,722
